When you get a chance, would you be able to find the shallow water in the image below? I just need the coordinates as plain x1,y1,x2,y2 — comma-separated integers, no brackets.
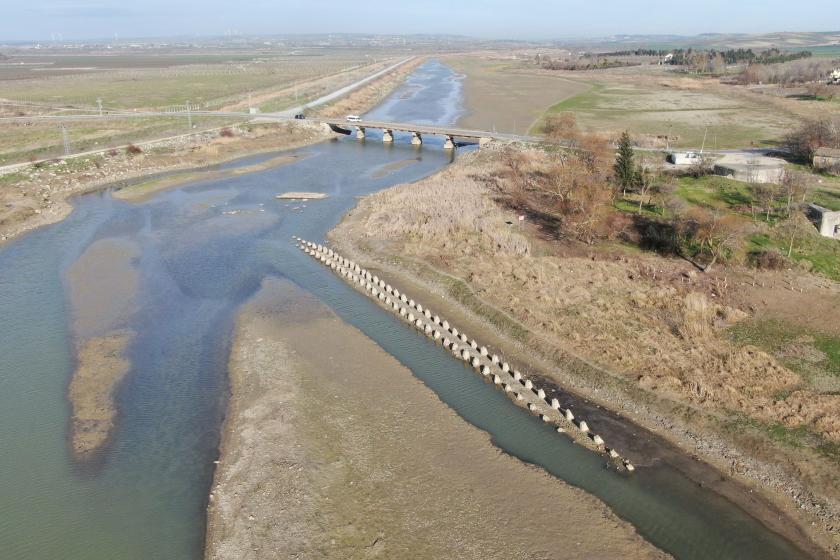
0,60,813,559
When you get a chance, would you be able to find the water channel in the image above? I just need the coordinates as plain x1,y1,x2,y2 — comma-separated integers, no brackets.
0,60,812,559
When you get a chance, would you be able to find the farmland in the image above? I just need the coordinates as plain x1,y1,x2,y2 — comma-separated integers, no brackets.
0,49,391,110
0,48,406,165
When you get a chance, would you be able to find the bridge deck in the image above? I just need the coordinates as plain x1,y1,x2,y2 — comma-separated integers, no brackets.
317,117,537,142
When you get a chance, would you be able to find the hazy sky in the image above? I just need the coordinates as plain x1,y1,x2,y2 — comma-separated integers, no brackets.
3,0,840,42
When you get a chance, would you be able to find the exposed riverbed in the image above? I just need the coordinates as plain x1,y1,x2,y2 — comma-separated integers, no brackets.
0,60,823,559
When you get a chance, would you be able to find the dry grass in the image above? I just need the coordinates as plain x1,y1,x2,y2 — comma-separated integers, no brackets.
341,146,840,445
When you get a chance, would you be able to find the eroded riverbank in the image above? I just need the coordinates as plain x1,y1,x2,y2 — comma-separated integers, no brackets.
206,277,668,559
328,149,836,559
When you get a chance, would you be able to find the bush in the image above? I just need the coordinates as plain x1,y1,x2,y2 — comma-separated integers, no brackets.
783,118,840,163
125,144,142,155
219,127,234,138
749,248,791,270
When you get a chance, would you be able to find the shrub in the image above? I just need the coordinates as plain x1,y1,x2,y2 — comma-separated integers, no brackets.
125,144,142,155
749,248,790,270
219,127,234,138
783,118,840,163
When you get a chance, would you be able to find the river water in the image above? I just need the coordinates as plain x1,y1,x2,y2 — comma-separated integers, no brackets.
0,60,812,559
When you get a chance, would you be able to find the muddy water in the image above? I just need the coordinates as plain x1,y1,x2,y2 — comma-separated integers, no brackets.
0,60,815,559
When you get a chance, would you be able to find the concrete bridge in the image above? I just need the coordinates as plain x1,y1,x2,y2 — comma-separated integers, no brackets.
316,117,537,149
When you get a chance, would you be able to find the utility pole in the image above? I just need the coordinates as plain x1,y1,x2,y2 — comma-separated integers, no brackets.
666,123,672,152
186,100,192,129
59,125,70,156
96,97,103,116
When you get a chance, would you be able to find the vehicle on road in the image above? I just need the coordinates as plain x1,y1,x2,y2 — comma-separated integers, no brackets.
346,114,361,122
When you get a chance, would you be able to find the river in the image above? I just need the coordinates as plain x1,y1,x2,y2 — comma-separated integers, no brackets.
0,60,814,559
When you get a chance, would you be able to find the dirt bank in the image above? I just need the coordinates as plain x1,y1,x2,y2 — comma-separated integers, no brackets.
329,147,838,558
206,277,667,559
65,237,140,461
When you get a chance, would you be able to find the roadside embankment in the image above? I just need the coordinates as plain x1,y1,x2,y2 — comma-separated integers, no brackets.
205,277,668,559
328,146,838,558
313,56,425,119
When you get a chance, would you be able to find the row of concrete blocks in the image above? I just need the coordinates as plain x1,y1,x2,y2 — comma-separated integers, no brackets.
293,236,634,472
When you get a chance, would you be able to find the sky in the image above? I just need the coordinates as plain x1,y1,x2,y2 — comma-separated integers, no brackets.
2,0,840,42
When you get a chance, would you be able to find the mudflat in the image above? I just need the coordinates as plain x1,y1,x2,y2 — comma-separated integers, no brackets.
65,237,140,460
205,278,667,559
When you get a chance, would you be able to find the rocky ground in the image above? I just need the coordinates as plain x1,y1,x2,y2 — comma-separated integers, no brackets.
205,277,669,560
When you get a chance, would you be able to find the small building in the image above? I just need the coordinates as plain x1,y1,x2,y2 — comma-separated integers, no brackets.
813,147,840,174
829,69,840,85
668,151,701,165
807,204,840,239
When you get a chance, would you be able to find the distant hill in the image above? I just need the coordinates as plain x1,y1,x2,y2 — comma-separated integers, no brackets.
561,31,840,54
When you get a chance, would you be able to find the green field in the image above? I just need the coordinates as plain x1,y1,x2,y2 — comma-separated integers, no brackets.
0,52,379,110
531,75,802,148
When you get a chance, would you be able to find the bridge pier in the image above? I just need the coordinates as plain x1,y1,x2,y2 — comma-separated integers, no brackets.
356,127,366,140
443,135,455,150
382,129,394,143
411,131,422,146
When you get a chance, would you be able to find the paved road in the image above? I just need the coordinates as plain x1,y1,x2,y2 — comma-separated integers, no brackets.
265,56,415,118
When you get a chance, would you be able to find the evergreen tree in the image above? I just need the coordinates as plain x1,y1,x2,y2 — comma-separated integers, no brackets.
614,131,636,195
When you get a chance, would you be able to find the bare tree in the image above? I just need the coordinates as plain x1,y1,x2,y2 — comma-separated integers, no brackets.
779,169,810,216
681,208,744,272
751,183,778,222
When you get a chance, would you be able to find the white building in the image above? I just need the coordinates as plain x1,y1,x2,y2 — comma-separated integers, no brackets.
668,151,701,165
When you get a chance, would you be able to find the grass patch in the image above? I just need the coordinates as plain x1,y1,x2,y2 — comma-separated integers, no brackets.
675,175,756,209
721,414,839,462
752,231,840,281
811,188,840,212
613,197,662,217
730,319,840,380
